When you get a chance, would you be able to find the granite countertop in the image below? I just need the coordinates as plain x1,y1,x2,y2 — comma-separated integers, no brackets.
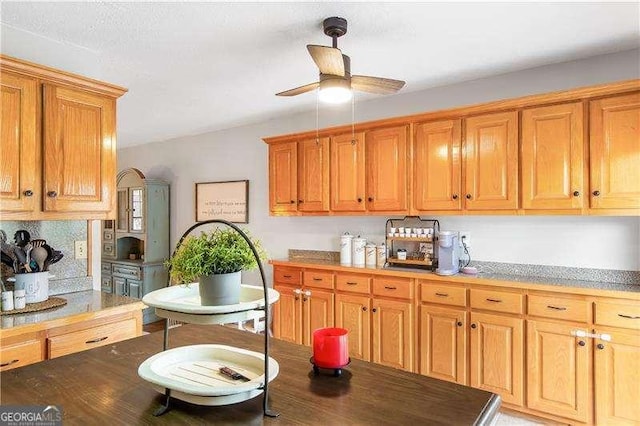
0,290,145,331
270,258,640,297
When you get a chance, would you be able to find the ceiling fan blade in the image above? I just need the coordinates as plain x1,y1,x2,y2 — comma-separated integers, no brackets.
351,75,406,95
276,82,320,97
307,45,345,76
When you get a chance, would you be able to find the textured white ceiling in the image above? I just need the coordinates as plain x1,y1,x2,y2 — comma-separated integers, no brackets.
1,2,639,148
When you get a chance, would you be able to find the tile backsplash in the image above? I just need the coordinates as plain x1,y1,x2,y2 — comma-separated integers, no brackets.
0,221,92,295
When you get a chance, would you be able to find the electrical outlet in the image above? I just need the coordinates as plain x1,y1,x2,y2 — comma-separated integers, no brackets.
75,240,87,259
459,232,471,248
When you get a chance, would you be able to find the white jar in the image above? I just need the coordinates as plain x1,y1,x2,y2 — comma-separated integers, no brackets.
397,249,407,260
365,243,377,267
376,244,387,267
352,237,366,266
340,233,354,265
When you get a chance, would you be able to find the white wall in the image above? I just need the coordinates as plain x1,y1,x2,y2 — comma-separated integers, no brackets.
118,49,640,277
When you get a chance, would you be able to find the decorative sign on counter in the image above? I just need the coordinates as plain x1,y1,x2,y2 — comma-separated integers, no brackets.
195,180,249,223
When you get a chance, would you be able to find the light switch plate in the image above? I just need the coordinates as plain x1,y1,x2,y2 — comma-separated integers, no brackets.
75,240,88,259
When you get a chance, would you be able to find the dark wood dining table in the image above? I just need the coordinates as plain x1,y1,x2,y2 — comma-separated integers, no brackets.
0,324,500,425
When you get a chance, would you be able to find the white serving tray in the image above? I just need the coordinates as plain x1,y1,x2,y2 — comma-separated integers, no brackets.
138,344,279,406
142,284,279,325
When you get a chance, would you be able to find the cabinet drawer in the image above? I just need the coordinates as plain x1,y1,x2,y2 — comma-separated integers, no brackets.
102,242,115,256
274,267,301,285
47,318,138,358
372,277,413,300
528,294,590,322
0,340,44,371
336,274,371,294
103,230,114,241
303,270,334,290
595,301,640,330
112,264,141,279
420,282,467,307
470,288,524,314
101,263,112,275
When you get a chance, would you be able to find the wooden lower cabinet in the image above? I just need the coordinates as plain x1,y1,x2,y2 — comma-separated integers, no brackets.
372,299,413,371
526,320,590,422
419,305,467,385
335,293,371,362
594,328,640,425
273,284,301,344
302,288,333,346
470,312,524,406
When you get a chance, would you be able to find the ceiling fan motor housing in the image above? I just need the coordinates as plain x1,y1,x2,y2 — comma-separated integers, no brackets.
323,17,347,47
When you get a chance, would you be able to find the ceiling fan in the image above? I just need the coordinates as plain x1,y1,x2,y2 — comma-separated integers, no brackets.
276,17,406,103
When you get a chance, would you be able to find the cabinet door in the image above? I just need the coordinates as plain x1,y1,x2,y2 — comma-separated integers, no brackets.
526,321,589,422
127,279,142,299
129,187,145,233
365,126,408,211
273,284,302,344
594,329,640,425
0,72,37,213
335,293,371,362
298,137,329,212
113,276,127,297
116,188,129,232
590,93,640,209
372,298,413,371
269,142,298,214
101,276,113,294
470,312,524,406
522,102,584,210
464,112,518,210
302,288,334,346
414,120,462,211
42,84,116,212
330,132,366,211
419,305,467,385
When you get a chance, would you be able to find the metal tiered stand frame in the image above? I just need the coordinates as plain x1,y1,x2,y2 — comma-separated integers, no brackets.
138,219,279,418
385,216,440,271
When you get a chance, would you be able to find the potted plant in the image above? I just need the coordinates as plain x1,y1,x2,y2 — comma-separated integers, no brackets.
165,227,267,306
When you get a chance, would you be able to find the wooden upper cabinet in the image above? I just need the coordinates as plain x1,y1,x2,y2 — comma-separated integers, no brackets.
330,132,366,211
464,112,518,210
522,102,584,210
589,93,640,210
414,120,462,211
42,84,116,213
0,72,38,213
365,126,408,212
269,141,297,214
298,137,329,212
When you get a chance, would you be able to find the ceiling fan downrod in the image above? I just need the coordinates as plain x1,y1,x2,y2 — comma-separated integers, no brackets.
323,17,347,49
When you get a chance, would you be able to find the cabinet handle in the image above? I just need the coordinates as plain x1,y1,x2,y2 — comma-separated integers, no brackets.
23,190,34,197
283,275,292,278
457,321,463,327
578,340,586,347
298,199,303,203
357,198,362,203
547,305,567,311
573,191,580,197
592,190,600,196
303,298,307,302
47,191,58,198
290,200,295,204
346,282,358,285
295,296,299,301
362,306,367,312
486,298,502,303
452,194,458,200
471,323,477,329
313,277,323,281
618,314,640,319
384,286,397,290
372,308,377,313
435,292,449,297
86,336,109,344
368,197,374,202
0,359,19,368
466,194,472,199
597,343,605,350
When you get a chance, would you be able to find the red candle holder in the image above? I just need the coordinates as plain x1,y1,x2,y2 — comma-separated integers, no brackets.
311,327,349,376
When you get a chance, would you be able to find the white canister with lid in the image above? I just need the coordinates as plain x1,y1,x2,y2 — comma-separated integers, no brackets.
340,233,354,265
365,243,377,267
376,243,387,267
352,237,366,266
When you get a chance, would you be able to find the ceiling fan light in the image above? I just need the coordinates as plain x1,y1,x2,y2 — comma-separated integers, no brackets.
318,78,352,104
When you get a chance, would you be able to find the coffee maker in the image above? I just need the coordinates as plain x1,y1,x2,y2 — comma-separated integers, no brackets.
436,231,459,276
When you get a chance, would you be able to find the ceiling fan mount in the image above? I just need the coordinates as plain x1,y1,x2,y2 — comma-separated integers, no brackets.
276,16,405,101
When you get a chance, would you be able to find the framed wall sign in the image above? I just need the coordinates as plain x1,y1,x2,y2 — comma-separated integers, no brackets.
195,180,249,223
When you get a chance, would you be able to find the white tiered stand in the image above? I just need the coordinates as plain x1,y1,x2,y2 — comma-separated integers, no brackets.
136,220,280,417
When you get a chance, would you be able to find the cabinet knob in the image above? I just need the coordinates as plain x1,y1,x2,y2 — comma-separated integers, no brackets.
290,200,295,204
362,306,367,312
578,340,586,347
452,194,458,200
592,190,600,196
573,191,580,197
466,194,472,200
357,198,362,203
298,200,303,203
372,308,377,313
303,298,307,302
471,323,477,329
597,343,605,350
457,321,463,327
47,191,58,198
23,190,34,197
368,197,374,202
